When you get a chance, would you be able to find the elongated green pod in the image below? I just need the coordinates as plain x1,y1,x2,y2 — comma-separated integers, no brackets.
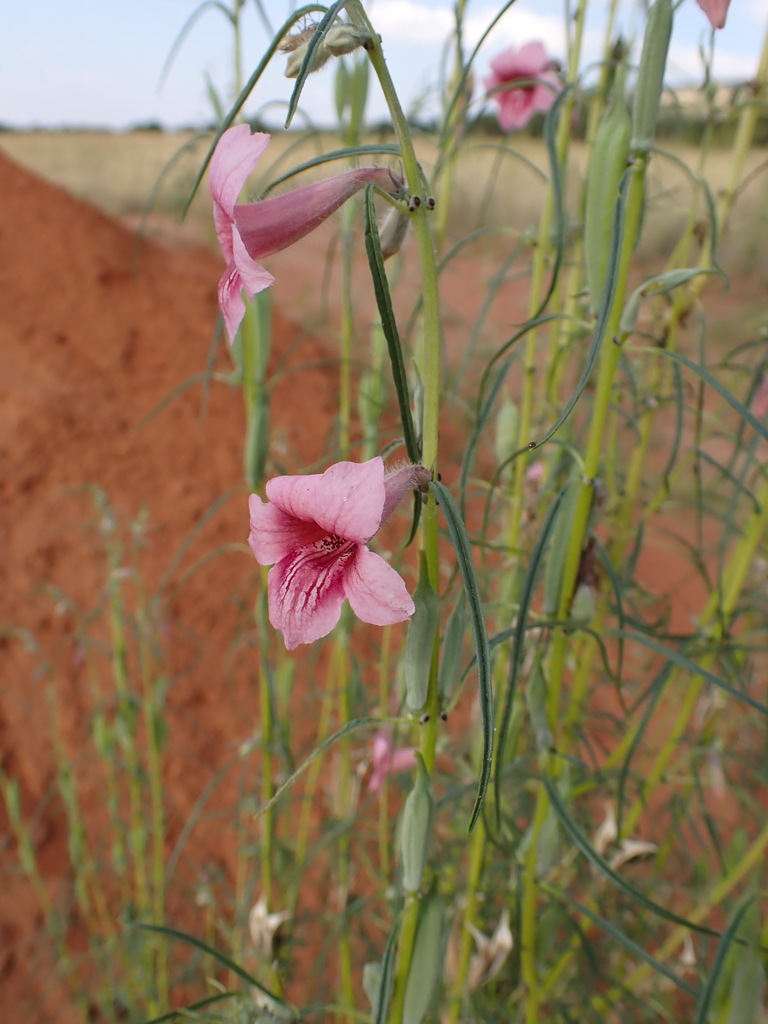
437,594,466,708
584,66,631,315
244,398,269,490
349,54,370,137
526,658,553,754
542,480,581,618
403,890,444,1024
630,0,673,153
404,552,439,714
400,753,434,893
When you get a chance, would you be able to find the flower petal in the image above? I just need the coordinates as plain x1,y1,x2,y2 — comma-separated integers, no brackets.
267,542,353,649
266,458,385,542
210,125,270,221
248,494,326,566
234,167,399,260
344,547,415,626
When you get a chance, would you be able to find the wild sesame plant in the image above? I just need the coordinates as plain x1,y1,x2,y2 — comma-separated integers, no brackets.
8,0,767,1021
133,0,768,1021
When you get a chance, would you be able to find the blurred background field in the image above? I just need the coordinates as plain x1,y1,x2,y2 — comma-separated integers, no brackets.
4,128,768,270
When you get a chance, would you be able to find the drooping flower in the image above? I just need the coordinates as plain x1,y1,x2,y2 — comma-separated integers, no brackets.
485,42,561,131
210,125,401,342
368,728,417,793
248,458,432,650
696,0,731,30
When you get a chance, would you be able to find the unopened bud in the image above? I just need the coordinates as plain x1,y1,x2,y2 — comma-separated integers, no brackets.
282,23,372,78
400,753,434,893
569,581,596,625
379,205,410,259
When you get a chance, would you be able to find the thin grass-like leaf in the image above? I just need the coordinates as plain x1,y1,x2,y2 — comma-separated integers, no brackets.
532,166,632,448
542,883,699,998
611,628,768,716
541,774,725,942
285,1,349,128
373,912,401,1024
655,349,768,444
139,992,238,1024
494,485,568,822
183,5,325,215
694,898,754,1024
264,144,401,193
364,186,420,462
131,922,293,1010
431,480,492,832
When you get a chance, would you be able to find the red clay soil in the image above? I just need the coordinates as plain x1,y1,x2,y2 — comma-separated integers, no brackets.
0,148,345,1021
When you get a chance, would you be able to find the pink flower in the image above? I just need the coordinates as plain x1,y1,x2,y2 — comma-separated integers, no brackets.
248,458,432,650
210,125,400,342
485,42,560,132
368,729,417,793
696,0,731,30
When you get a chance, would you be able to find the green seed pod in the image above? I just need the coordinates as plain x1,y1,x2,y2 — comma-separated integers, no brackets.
584,66,631,315
542,480,580,618
437,594,466,708
403,890,444,1024
630,0,673,154
404,552,439,714
494,397,519,483
400,753,434,893
348,54,370,138
526,658,553,754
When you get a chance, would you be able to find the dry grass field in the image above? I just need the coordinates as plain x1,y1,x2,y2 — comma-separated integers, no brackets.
3,129,767,269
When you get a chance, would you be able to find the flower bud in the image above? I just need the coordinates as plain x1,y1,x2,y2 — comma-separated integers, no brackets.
378,205,410,260
404,552,439,714
403,890,444,1024
282,23,373,78
400,753,434,893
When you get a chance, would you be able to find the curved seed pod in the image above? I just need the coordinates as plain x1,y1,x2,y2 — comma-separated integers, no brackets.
404,552,439,714
403,890,444,1024
400,753,434,893
542,479,580,618
437,594,466,708
630,0,673,153
584,66,631,315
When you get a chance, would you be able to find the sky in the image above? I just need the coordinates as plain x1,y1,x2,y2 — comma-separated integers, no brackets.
3,0,766,131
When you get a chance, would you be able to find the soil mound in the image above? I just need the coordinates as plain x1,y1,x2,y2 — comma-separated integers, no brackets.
0,148,336,1020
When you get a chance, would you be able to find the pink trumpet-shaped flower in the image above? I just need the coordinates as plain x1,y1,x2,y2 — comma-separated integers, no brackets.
696,0,731,30
368,729,417,793
248,458,432,650
210,124,400,342
485,42,560,132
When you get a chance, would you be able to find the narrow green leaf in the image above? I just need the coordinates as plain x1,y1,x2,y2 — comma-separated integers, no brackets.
657,349,768,444
364,186,420,462
543,884,699,998
263,144,401,194
494,485,568,822
183,5,326,215
611,628,768,716
131,922,294,1012
373,912,401,1024
694,898,754,1024
542,774,726,942
285,1,349,128
431,480,492,832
